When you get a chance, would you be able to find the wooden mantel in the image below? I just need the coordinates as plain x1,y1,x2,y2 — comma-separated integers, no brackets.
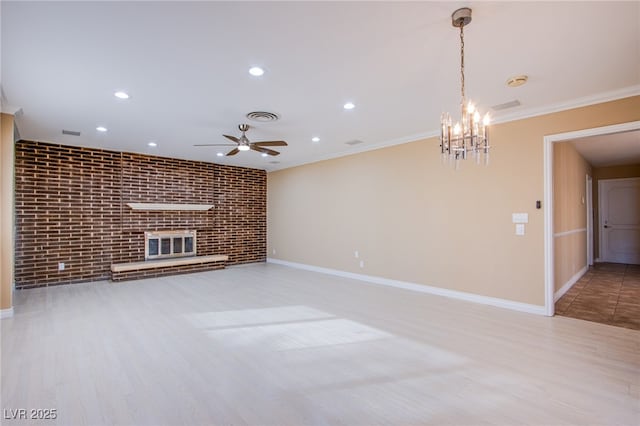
126,203,214,211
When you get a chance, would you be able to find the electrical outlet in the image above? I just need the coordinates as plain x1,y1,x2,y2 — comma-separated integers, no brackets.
354,250,359,258
359,260,364,268
272,249,276,255
58,262,65,271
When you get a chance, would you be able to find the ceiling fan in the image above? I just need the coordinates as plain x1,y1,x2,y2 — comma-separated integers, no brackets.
194,124,288,156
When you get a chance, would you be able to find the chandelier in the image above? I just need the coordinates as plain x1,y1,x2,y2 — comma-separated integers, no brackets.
440,8,490,165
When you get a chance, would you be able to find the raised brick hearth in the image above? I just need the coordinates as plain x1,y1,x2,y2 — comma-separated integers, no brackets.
14,141,266,289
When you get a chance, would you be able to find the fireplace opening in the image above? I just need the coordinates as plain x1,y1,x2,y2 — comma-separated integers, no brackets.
145,230,196,260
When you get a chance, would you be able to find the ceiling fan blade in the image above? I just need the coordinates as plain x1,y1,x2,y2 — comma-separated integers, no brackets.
252,140,288,147
226,148,240,156
193,143,236,147
223,135,240,143
251,145,280,156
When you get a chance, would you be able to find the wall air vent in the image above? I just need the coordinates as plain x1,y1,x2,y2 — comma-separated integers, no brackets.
491,100,521,111
62,129,81,136
246,111,280,122
345,139,364,146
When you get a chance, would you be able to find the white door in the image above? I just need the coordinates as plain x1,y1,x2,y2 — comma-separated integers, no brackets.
600,177,640,264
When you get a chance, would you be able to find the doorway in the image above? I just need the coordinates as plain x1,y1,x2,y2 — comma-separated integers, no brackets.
543,120,640,316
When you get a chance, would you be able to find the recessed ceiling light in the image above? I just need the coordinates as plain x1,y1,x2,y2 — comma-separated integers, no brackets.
147,142,157,147
261,153,268,157
96,126,107,132
312,137,320,142
249,67,264,76
343,102,355,110
216,152,224,157
114,91,130,99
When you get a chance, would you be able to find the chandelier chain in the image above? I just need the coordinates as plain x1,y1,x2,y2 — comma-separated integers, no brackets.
460,23,465,104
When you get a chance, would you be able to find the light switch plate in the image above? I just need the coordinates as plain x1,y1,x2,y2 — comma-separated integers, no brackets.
512,213,529,224
516,224,525,236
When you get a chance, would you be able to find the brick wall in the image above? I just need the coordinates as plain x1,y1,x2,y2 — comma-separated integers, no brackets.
14,140,266,288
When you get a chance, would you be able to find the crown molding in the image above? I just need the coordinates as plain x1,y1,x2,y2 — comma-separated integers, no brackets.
268,85,640,173
273,129,439,172
492,85,640,125
0,105,21,115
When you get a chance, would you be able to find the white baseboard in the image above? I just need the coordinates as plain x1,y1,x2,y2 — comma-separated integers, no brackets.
0,307,14,319
267,258,546,316
554,266,588,302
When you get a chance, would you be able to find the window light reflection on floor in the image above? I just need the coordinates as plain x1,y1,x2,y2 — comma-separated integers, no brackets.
185,305,392,350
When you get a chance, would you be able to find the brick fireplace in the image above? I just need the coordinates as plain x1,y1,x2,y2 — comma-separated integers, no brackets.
14,141,266,288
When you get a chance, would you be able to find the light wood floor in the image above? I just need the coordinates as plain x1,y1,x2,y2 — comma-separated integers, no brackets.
2,263,639,425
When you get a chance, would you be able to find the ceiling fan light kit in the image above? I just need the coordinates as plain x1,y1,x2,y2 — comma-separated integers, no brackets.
194,123,288,157
440,7,491,167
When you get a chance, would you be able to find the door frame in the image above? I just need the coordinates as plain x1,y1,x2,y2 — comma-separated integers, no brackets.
586,174,593,266
598,177,640,263
543,120,640,316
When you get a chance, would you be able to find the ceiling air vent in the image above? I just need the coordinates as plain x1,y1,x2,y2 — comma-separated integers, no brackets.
269,160,280,164
345,139,364,146
506,75,528,88
491,100,521,111
62,129,81,136
246,111,280,122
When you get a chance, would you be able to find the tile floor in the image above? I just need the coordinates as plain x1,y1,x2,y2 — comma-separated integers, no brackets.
555,263,640,330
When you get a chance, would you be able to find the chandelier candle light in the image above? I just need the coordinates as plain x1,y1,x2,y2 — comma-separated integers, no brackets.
440,7,490,166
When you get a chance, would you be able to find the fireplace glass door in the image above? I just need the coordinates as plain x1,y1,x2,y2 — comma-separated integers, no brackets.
145,231,196,260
